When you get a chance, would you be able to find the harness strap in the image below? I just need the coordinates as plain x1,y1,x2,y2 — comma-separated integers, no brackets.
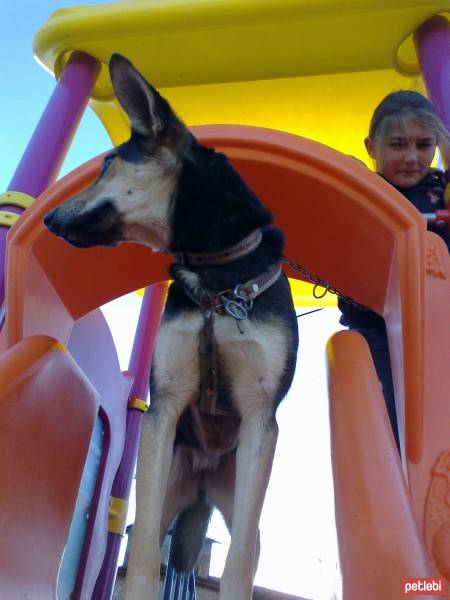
197,310,220,414
185,263,282,415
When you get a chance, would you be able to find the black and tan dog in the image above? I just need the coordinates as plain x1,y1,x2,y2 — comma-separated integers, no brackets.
45,54,298,600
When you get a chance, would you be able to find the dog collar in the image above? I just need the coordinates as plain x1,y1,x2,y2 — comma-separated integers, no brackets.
175,229,263,267
179,261,282,321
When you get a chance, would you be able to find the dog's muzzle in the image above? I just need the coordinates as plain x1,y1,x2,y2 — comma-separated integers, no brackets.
44,200,122,248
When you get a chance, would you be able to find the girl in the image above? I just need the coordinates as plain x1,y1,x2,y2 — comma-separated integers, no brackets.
338,90,450,452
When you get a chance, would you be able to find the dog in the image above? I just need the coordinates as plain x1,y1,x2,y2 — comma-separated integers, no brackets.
44,54,299,600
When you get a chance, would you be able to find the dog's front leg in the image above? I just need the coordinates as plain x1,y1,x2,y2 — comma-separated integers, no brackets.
125,313,201,600
124,409,178,599
219,409,278,600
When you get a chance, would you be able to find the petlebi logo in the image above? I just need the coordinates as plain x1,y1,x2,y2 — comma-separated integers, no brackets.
402,578,446,596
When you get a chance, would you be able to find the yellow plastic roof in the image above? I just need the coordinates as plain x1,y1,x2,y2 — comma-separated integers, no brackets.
33,0,450,161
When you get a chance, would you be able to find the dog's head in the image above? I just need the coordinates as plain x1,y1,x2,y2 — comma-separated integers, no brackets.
45,54,272,253
44,54,190,251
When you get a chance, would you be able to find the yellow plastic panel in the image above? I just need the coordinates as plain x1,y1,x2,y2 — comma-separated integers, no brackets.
91,68,427,162
34,0,450,88
33,1,449,157
289,279,336,308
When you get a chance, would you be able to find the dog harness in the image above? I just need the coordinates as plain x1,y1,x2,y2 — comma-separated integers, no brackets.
174,228,282,416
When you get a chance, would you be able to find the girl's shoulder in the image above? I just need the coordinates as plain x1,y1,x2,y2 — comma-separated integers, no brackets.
425,168,447,186
425,169,449,205
419,169,448,199
396,169,447,211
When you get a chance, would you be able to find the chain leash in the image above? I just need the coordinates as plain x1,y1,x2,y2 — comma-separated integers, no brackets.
282,257,369,311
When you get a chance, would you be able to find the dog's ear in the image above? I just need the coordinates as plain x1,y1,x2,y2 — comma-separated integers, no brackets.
109,53,178,139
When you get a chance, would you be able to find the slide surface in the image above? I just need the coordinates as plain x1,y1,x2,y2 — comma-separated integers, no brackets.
0,336,98,599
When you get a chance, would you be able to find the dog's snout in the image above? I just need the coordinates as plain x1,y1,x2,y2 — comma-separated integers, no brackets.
44,198,122,248
87,199,117,227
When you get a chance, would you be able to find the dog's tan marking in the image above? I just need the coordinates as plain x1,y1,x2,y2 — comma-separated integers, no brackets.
47,145,181,251
220,414,277,600
151,311,204,414
214,316,289,418
94,154,180,250
160,448,200,546
172,268,201,290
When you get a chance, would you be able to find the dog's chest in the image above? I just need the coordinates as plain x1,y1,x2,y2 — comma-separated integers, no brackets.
155,310,278,380
153,310,288,415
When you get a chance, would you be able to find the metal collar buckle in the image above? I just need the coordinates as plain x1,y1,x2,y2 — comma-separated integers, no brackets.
217,284,254,321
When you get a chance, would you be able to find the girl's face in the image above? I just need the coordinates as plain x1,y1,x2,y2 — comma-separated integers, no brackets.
365,120,437,188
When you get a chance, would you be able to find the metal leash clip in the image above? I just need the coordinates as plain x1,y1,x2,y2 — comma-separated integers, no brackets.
223,299,249,320
233,283,254,310
214,285,253,329
223,284,255,320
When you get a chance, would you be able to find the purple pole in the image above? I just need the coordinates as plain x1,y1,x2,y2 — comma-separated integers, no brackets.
8,51,101,195
1,51,100,318
414,15,450,132
92,282,167,600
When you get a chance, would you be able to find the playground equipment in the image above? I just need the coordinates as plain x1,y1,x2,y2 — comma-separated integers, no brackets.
0,1,449,599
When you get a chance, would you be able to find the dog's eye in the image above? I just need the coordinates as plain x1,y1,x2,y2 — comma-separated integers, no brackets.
100,155,115,175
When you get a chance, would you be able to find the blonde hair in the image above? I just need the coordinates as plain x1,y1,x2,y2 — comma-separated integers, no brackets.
369,91,450,148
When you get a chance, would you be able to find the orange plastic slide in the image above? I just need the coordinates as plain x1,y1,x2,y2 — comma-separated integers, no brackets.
327,230,450,600
0,336,99,597
1,125,448,598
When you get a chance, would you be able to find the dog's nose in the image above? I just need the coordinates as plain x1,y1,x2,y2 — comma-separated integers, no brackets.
44,209,55,230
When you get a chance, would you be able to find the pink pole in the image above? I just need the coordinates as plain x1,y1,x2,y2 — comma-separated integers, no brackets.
1,51,100,319
92,282,167,600
414,16,450,132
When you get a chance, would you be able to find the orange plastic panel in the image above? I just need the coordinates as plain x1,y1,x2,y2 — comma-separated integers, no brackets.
5,125,425,461
0,335,99,599
408,234,450,590
327,331,434,600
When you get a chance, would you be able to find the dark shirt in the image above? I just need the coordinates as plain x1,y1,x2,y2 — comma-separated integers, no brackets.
339,169,449,328
396,169,449,249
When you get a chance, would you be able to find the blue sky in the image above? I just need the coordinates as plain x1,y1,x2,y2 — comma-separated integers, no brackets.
1,0,112,192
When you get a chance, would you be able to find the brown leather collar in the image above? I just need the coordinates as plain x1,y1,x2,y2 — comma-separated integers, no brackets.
175,229,263,267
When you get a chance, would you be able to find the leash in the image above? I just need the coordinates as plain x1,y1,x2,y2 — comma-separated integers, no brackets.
282,256,368,311
297,307,324,318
